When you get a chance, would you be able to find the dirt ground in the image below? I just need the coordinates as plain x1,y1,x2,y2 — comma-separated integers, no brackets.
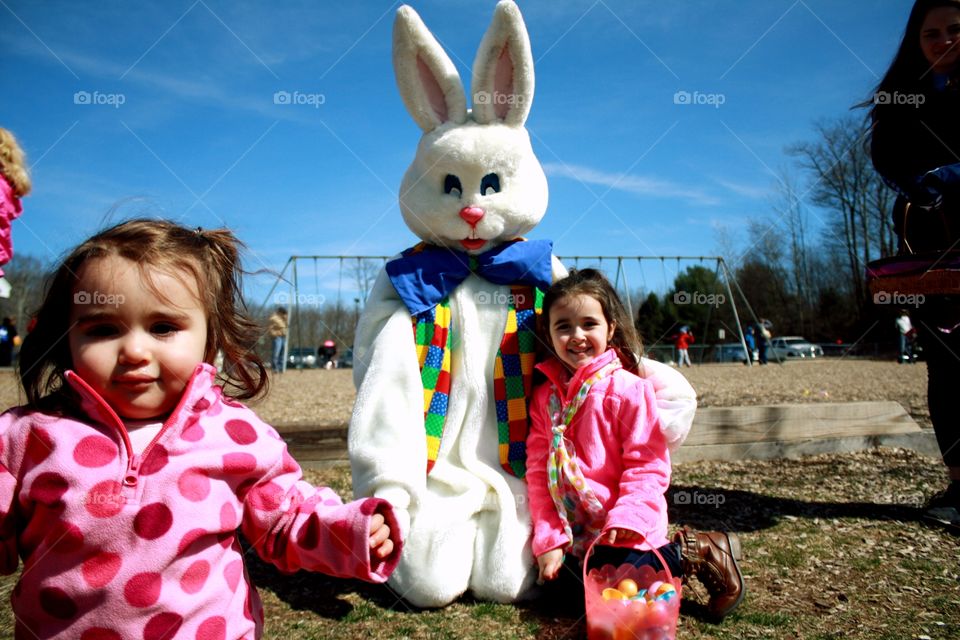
0,358,930,429
256,359,931,429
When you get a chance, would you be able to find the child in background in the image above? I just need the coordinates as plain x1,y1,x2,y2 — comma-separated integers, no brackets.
0,219,400,639
672,326,694,368
525,268,744,619
0,127,31,280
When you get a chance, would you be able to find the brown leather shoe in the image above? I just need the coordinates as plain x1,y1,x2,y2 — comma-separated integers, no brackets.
674,526,745,619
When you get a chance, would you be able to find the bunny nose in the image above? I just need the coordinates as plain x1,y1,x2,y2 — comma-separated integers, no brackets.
459,206,485,226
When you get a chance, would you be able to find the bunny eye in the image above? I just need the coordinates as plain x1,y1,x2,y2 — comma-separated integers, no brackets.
481,173,501,196
444,174,463,198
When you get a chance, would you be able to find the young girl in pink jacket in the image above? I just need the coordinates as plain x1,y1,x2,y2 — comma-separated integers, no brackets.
525,268,744,619
0,219,401,639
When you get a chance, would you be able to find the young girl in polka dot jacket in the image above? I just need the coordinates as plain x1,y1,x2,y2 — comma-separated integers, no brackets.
0,219,401,639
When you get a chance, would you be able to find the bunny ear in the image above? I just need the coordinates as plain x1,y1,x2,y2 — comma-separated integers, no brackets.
471,0,534,126
393,5,468,132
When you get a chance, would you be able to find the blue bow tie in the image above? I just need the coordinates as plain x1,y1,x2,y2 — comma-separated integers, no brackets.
386,239,554,316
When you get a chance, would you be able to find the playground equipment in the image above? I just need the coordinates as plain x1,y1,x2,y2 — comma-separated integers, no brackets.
261,254,770,366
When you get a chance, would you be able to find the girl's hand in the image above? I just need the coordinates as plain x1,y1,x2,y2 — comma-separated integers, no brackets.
537,548,565,583
604,528,641,545
369,513,394,560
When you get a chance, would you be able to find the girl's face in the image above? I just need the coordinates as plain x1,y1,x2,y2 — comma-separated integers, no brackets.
548,293,615,372
920,6,960,74
68,255,208,420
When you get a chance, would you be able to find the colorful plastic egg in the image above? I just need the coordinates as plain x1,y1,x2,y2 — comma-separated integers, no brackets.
602,587,627,601
654,583,677,597
630,588,648,601
616,578,639,598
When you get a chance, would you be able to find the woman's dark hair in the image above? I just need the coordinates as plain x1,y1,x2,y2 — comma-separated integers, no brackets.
537,268,643,374
18,218,269,410
865,0,960,118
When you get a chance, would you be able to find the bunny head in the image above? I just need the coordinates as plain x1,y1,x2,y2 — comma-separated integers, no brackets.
393,1,548,255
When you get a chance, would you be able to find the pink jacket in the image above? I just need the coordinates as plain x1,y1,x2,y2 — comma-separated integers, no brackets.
0,175,22,276
0,364,401,640
526,349,671,558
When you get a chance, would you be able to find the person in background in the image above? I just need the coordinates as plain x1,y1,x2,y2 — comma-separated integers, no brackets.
895,309,916,363
0,316,16,366
744,325,757,364
868,0,960,529
268,306,288,373
756,321,772,365
0,127,31,286
319,339,338,369
671,325,694,368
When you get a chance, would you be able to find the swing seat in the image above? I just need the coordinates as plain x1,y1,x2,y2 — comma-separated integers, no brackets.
866,251,960,298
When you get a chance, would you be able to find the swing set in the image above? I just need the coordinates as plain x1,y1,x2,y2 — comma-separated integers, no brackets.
262,254,764,367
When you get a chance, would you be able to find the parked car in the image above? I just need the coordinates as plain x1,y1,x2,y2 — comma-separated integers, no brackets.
713,342,751,363
338,347,354,369
769,336,824,359
287,347,318,369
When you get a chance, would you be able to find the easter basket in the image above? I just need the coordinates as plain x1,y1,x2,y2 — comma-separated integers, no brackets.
583,540,682,640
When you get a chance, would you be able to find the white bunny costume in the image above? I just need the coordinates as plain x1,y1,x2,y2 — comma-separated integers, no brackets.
349,1,696,608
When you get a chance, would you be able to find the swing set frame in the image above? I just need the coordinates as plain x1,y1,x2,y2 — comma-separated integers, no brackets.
262,254,764,367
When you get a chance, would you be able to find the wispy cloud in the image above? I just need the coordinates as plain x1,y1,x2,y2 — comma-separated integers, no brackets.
543,161,720,206
712,177,770,199
5,33,317,126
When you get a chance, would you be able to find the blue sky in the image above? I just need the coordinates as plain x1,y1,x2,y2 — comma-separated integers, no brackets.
0,1,912,306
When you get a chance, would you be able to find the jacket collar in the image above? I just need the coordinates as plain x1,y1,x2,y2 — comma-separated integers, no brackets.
535,348,620,402
64,363,220,434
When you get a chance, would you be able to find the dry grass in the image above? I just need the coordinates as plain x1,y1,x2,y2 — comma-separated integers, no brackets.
1,361,956,639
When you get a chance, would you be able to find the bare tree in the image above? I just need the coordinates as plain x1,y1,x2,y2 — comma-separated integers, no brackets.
348,258,382,305
771,171,817,334
788,116,890,309
0,254,48,328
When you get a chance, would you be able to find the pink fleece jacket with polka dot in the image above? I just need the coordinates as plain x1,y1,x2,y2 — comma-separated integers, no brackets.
0,364,401,640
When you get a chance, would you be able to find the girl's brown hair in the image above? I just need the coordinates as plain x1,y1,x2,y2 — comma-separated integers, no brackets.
0,127,32,197
538,268,643,374
18,218,268,410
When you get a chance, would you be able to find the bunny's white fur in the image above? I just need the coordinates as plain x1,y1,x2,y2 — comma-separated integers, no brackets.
349,1,696,608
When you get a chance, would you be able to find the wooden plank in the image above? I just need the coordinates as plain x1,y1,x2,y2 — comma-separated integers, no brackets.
274,402,937,467
675,401,936,462
685,401,919,447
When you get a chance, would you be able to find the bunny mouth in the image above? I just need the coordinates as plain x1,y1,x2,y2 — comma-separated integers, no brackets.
460,238,488,251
